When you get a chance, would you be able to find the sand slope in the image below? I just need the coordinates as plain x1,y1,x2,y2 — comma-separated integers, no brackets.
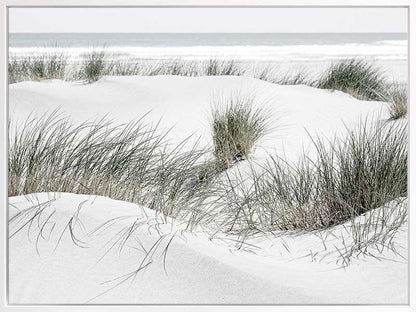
9,193,408,304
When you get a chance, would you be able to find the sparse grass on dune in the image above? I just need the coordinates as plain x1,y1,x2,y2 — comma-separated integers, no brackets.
76,57,246,79
7,54,313,87
8,110,210,217
106,59,142,76
9,53,408,120
340,197,407,265
317,59,386,101
113,58,245,77
8,54,67,84
383,83,408,119
277,71,312,86
204,59,246,76
79,50,107,83
151,59,198,76
252,66,279,82
254,67,312,86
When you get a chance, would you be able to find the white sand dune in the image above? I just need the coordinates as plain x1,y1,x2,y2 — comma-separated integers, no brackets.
8,75,407,304
9,193,408,304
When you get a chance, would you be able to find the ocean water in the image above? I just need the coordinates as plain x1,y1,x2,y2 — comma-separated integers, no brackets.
9,33,407,60
9,33,407,47
8,33,408,81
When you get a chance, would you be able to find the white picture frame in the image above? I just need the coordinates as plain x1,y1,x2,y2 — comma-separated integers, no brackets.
0,1,414,311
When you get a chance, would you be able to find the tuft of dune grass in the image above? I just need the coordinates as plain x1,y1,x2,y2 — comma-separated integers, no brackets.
311,119,407,222
210,94,269,168
384,83,408,119
204,59,246,76
79,50,106,83
316,59,409,120
317,59,386,101
106,59,142,76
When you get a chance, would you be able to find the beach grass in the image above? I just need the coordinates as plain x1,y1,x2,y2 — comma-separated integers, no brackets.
79,50,107,83
8,54,67,83
204,59,246,76
317,59,386,101
339,197,407,265
9,53,407,121
312,119,407,221
254,66,312,86
277,71,311,85
384,83,408,119
186,119,407,236
210,94,269,168
314,59,408,120
8,110,210,217
106,59,142,76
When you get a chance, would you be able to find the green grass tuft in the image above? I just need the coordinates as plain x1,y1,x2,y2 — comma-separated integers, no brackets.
204,59,245,76
192,119,407,236
8,54,67,84
79,50,106,83
317,59,386,101
312,119,407,223
211,95,269,168
384,84,408,119
8,110,209,217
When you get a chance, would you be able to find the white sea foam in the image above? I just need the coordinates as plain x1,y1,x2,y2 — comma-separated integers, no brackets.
9,42,407,62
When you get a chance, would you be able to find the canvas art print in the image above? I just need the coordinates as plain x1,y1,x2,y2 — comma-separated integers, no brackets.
7,7,408,305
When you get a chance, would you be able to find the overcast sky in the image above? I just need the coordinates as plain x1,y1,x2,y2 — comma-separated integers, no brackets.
9,7,407,33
